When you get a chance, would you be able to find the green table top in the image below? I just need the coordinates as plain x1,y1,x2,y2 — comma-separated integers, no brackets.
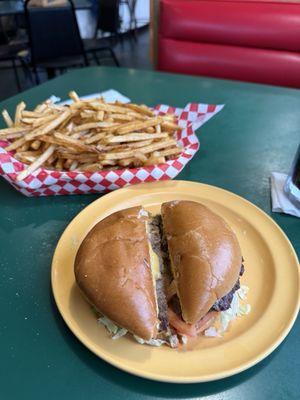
0,67,299,400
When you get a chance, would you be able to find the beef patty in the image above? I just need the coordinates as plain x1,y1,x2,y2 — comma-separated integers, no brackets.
148,214,245,325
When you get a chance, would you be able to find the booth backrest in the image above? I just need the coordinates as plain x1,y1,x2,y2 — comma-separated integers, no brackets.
156,0,300,88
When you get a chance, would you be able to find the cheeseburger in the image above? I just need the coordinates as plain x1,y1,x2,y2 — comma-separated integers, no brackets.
74,201,249,348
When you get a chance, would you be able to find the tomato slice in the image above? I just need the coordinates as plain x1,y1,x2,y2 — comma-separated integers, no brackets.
167,308,197,337
195,311,218,333
168,308,218,337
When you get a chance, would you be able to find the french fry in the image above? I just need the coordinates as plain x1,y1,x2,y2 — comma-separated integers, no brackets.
127,112,147,121
53,132,98,152
85,132,107,144
109,113,133,122
81,97,102,103
96,111,104,121
32,113,58,128
102,139,176,160
89,102,131,114
15,154,37,163
69,160,78,171
70,131,88,139
16,144,56,181
123,103,154,117
118,157,136,167
144,156,166,165
99,159,116,166
0,126,30,136
5,137,27,151
69,91,80,102
15,150,42,157
146,127,155,133
161,121,182,132
2,110,13,127
47,153,57,165
115,117,163,135
55,158,64,170
73,121,118,132
19,142,31,152
66,122,74,133
5,132,24,140
105,132,168,143
80,111,94,119
22,111,44,118
64,159,73,169
123,139,153,149
15,102,26,125
153,147,182,157
31,140,41,150
21,118,38,124
80,163,103,172
134,152,147,162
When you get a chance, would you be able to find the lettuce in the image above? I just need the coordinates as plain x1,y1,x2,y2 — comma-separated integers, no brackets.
98,316,128,339
133,336,166,347
204,286,251,337
180,335,188,344
203,327,220,338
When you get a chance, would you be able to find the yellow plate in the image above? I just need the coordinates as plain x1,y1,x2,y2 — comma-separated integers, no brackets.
51,181,300,383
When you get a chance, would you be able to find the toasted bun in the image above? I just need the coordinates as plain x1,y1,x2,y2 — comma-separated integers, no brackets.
161,201,242,324
74,206,158,341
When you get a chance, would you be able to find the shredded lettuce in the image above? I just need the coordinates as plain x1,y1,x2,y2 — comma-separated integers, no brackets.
180,335,188,344
203,327,220,338
238,285,249,300
138,209,149,218
133,336,166,347
98,316,128,338
204,285,251,337
169,334,179,348
112,328,128,340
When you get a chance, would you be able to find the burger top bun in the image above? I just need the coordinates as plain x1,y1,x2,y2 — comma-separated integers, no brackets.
74,206,158,341
161,200,242,324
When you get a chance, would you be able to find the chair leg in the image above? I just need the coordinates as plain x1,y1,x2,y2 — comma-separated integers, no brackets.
12,58,21,92
108,48,120,67
92,51,100,65
33,65,40,85
19,57,34,86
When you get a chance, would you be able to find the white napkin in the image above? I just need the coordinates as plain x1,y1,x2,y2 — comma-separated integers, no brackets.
50,89,131,105
270,172,300,217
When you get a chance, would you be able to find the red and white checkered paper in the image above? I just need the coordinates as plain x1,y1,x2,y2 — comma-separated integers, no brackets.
0,103,223,196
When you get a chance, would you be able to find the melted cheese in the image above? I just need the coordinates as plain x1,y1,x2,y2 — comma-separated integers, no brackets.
148,243,161,281
145,221,161,283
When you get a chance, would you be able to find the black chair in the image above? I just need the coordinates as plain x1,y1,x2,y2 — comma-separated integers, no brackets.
121,0,137,33
24,0,119,84
94,0,120,39
94,0,138,42
0,43,25,91
0,18,30,91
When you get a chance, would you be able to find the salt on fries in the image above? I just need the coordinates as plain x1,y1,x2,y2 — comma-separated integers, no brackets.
0,91,183,181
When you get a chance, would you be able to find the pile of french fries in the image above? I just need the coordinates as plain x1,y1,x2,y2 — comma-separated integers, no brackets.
0,91,183,181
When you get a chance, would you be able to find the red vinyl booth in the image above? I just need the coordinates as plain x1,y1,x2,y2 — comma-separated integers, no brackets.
156,0,300,88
